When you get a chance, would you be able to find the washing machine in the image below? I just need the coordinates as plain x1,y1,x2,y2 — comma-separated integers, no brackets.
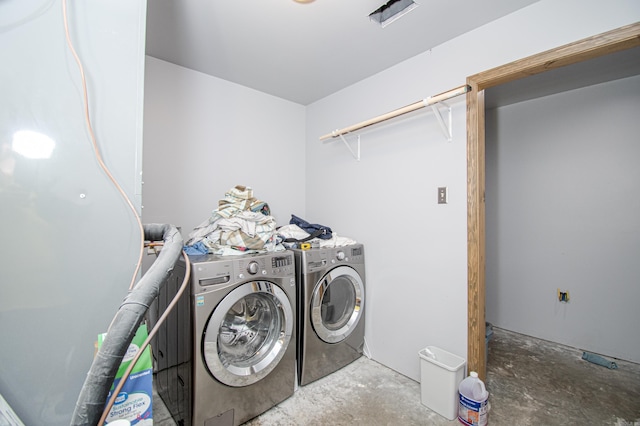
293,244,366,386
151,251,297,426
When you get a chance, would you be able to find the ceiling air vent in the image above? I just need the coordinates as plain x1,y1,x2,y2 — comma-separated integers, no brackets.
369,0,419,28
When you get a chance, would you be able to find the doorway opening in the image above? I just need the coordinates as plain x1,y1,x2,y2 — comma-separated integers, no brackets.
466,22,640,379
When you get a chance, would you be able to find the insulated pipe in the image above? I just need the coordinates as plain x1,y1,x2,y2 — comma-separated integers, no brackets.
71,224,183,426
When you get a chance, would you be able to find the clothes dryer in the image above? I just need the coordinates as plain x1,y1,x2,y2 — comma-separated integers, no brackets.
293,244,366,386
151,251,297,426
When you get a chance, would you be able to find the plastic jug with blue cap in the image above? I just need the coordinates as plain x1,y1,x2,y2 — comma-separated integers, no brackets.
458,371,489,425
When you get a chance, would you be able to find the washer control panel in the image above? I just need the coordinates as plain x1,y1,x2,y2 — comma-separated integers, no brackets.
236,252,294,278
247,261,260,275
193,251,295,290
272,255,292,268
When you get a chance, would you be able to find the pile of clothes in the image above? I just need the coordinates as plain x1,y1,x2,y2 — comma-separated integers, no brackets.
184,185,279,255
183,185,357,256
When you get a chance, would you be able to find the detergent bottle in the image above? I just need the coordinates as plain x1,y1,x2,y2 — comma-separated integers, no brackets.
458,371,488,426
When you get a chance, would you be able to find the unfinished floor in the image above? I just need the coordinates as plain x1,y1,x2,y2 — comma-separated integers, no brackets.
154,327,640,425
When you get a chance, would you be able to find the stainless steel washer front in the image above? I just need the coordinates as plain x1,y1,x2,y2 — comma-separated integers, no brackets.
151,251,297,426
203,280,293,387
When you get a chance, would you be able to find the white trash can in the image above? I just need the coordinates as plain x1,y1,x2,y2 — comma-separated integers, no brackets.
419,346,466,420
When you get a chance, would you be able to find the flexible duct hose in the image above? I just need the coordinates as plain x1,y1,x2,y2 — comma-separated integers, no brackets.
71,223,183,426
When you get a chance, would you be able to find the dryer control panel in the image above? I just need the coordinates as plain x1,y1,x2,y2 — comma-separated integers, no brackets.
298,244,365,274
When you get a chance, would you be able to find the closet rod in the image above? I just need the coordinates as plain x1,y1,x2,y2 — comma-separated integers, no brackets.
319,84,470,141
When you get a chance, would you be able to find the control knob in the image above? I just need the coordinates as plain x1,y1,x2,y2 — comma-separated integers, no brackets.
336,251,346,261
247,261,259,275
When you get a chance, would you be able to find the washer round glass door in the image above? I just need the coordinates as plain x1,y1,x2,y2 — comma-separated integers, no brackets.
311,266,364,344
203,281,293,387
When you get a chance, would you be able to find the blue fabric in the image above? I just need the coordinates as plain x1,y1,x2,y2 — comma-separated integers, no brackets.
289,214,333,240
581,351,618,369
183,241,208,255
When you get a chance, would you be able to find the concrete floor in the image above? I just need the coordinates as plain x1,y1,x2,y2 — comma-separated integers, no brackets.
154,327,640,425
486,328,640,425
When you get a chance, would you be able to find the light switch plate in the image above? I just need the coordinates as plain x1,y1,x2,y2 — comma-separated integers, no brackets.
438,187,448,204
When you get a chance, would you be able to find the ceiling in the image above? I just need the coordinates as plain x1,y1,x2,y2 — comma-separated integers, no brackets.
145,0,540,105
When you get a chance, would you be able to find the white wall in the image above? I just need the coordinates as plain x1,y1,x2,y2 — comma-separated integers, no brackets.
142,57,306,236
305,0,640,381
485,74,640,363
0,1,146,424
141,0,640,383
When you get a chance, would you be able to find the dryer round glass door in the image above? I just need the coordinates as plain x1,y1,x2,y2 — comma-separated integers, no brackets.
202,281,293,387
311,266,364,344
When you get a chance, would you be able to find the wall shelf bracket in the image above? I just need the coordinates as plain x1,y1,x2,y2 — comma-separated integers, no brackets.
337,133,361,161
428,100,453,142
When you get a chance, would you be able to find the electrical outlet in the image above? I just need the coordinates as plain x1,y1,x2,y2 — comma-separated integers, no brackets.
557,289,570,302
438,187,448,204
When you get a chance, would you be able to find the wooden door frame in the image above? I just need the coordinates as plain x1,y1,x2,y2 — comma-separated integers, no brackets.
466,22,640,380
